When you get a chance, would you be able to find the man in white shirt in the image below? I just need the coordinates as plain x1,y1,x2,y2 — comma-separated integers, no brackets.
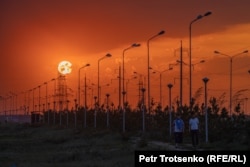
189,113,199,148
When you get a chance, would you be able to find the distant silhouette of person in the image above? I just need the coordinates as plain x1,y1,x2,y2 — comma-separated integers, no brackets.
173,113,184,148
189,112,199,148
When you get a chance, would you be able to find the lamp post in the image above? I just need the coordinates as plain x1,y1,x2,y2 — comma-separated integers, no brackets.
106,93,110,128
151,67,173,106
214,50,248,116
44,82,48,124
147,30,165,113
38,85,41,114
78,63,90,128
177,59,205,70
192,60,205,70
51,78,56,125
202,77,209,143
0,96,3,115
122,43,140,107
32,88,36,112
189,11,212,107
98,53,112,106
167,83,173,139
94,96,97,128
122,43,140,133
78,63,90,108
141,88,146,132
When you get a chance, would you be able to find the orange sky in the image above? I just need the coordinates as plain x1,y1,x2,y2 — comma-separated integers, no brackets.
0,0,250,113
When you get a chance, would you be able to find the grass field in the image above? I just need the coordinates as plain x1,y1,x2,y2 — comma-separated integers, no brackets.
0,123,139,167
0,122,248,167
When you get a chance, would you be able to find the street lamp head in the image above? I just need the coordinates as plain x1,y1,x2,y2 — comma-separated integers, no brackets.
86,63,90,67
200,60,205,63
158,30,165,35
106,53,112,57
132,43,141,47
202,77,209,83
167,83,173,89
196,15,203,20
204,11,212,17
214,50,220,54
243,50,248,54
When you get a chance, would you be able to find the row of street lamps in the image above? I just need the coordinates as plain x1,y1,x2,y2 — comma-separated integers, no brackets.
214,50,249,116
2,10,249,138
3,11,213,117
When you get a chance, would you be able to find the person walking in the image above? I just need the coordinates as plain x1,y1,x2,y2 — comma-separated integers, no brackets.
173,113,184,148
189,112,199,149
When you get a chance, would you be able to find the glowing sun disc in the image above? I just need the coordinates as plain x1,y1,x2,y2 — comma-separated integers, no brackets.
58,60,72,75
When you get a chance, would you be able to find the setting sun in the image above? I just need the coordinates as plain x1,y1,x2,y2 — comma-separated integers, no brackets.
58,60,72,75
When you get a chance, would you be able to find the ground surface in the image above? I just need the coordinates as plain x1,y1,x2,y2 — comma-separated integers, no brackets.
0,124,137,167
0,123,227,167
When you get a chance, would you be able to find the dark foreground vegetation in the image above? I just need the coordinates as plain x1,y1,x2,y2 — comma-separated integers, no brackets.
0,124,137,167
0,98,249,166
42,97,249,150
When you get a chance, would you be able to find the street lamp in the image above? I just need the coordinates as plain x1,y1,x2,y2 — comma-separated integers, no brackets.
78,63,90,128
167,83,173,140
189,11,212,107
122,43,140,107
192,60,205,68
141,88,146,132
98,53,112,106
78,63,90,107
122,43,140,133
177,59,205,70
38,85,41,114
147,30,165,113
32,88,36,112
214,50,248,116
151,67,173,106
106,93,110,128
44,82,48,124
51,78,57,125
202,77,209,143
94,96,97,128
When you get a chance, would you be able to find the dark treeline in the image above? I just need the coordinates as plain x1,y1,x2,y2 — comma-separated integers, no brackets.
38,96,249,149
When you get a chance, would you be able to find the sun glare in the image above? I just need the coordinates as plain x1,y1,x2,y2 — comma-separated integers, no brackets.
58,60,72,75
